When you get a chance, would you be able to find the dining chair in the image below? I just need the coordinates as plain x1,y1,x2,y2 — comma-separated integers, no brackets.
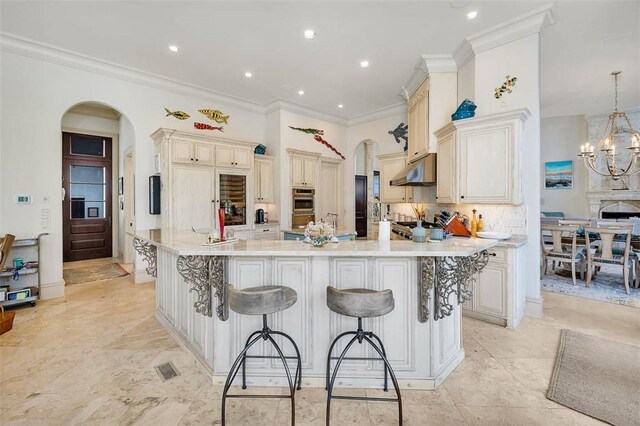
584,224,635,294
540,224,585,285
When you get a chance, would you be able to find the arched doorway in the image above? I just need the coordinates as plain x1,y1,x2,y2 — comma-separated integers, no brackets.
60,102,134,262
354,140,380,239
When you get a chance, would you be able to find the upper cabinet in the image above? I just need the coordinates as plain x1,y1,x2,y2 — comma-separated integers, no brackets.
378,152,413,203
254,155,274,203
287,149,320,189
434,109,530,205
172,139,214,166
215,145,251,169
407,79,429,161
151,128,258,230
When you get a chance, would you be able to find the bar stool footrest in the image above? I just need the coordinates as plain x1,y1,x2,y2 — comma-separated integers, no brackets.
331,395,399,403
225,394,293,399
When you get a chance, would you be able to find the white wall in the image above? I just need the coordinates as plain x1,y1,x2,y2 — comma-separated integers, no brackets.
472,33,543,308
540,115,588,218
0,50,265,298
457,56,475,104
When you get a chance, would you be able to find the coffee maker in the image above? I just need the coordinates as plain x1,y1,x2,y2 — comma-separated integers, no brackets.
255,209,265,224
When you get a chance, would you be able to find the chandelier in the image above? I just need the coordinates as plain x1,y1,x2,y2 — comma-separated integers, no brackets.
578,71,640,181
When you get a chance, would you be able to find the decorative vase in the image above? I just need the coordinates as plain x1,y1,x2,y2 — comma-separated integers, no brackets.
412,221,427,243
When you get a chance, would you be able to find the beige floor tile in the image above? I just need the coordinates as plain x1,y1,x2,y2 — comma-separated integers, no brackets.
368,402,465,425
365,387,455,405
467,328,557,359
457,406,554,425
547,408,608,425
1,392,108,425
443,358,548,408
1,264,638,425
463,330,493,358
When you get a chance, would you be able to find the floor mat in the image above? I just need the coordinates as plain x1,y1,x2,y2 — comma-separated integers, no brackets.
63,263,130,285
541,266,640,308
548,329,640,426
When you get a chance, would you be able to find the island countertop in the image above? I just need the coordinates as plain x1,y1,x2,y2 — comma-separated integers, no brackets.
134,229,498,257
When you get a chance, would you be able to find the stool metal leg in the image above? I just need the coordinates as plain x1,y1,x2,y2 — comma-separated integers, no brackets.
266,334,296,425
241,329,263,389
271,330,303,390
222,333,263,426
325,331,357,390
325,319,402,426
326,334,360,426
367,332,389,392
363,335,403,425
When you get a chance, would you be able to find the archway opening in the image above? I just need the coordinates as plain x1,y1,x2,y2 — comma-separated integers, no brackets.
353,139,380,239
60,102,135,265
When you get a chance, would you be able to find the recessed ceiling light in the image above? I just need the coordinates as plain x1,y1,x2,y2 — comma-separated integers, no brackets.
467,10,478,20
338,104,344,108
360,60,370,68
298,90,305,95
303,29,316,39
244,72,253,78
168,45,179,52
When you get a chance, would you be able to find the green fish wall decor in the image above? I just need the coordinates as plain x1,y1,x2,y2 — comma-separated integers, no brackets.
164,108,190,120
198,109,230,124
289,126,324,135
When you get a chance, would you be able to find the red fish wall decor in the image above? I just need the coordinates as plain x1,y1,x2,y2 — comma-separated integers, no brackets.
194,122,224,132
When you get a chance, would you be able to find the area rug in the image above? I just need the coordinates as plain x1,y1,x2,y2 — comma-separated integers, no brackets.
541,267,640,308
547,330,640,426
63,263,129,285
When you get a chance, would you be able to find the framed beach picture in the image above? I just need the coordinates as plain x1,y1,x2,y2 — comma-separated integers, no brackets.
545,160,573,189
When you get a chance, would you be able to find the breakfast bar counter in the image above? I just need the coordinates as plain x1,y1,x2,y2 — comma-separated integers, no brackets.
133,229,497,389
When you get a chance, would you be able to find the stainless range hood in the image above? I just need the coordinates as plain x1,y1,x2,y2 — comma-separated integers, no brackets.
390,152,437,186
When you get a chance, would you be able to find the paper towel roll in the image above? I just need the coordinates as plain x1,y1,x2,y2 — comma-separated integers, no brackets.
378,220,391,241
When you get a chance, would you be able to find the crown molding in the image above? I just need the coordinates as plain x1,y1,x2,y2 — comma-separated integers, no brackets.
466,3,556,55
401,54,457,100
347,103,407,126
0,32,266,114
452,40,474,69
264,99,348,126
452,3,555,71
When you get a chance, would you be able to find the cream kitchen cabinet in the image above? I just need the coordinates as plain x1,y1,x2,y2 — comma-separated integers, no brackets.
434,109,529,205
378,152,413,203
253,224,280,240
254,156,274,203
287,149,320,189
171,165,216,230
172,139,215,166
407,79,429,161
462,244,526,329
215,145,251,169
152,128,257,230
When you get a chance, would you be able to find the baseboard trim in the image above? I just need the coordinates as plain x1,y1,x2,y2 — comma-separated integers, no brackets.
40,280,65,300
525,296,544,317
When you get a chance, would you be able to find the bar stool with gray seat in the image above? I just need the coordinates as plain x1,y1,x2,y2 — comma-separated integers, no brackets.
325,286,402,426
221,285,302,426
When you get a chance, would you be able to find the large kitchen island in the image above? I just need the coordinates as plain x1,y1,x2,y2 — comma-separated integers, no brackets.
133,229,497,389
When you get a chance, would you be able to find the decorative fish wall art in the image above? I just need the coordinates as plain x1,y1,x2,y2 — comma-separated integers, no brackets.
388,123,408,151
288,126,324,135
495,75,517,99
198,109,230,124
194,122,224,132
313,135,346,160
164,108,190,120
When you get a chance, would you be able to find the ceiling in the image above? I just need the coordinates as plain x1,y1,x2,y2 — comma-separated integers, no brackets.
1,1,638,120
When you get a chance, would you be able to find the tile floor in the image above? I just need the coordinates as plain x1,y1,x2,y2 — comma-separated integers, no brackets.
1,258,638,425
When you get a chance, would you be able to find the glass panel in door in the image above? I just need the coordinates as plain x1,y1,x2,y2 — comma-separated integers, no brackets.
219,174,247,226
69,165,106,219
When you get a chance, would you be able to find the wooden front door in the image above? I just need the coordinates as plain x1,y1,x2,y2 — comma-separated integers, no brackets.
355,175,367,238
62,132,113,261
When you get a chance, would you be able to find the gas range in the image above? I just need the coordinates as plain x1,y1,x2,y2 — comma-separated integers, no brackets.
390,221,437,240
